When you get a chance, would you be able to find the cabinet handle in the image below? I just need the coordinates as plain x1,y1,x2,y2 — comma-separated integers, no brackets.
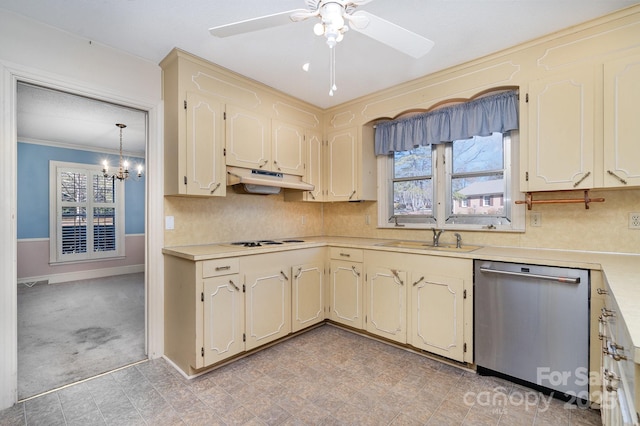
280,270,289,281
573,171,591,188
308,191,316,200
607,170,628,185
259,159,269,168
390,269,404,286
215,266,231,271
210,183,221,194
339,253,351,258
229,280,240,291
273,160,281,171
601,307,616,318
597,288,608,295
294,267,302,280
603,346,627,361
351,266,360,277
412,276,425,287
348,190,356,200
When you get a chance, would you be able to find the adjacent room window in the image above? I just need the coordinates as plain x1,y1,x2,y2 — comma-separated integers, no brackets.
376,90,523,231
50,161,125,263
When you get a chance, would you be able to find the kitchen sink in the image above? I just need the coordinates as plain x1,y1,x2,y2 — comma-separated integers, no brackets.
376,240,481,252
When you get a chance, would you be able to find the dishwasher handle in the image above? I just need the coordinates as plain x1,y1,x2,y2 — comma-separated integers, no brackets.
479,267,580,284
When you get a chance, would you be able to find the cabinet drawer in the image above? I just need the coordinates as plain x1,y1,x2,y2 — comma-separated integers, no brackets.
329,247,363,262
202,258,239,278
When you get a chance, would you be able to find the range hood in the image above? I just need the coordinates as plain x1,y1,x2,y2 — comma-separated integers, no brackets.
227,166,314,194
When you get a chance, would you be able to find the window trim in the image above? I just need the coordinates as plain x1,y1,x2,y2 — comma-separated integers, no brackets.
49,161,125,264
377,131,524,232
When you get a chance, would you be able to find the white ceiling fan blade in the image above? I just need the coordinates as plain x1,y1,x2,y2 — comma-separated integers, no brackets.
345,13,369,30
209,9,308,38
349,10,434,58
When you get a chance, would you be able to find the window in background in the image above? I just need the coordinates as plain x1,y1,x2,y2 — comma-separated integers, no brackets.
50,161,125,263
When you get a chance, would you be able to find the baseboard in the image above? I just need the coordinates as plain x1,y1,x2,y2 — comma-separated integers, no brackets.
17,264,144,285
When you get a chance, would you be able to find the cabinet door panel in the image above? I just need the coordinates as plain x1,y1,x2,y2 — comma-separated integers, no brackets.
411,273,464,362
226,105,270,170
366,267,407,344
327,128,357,201
245,270,291,350
527,68,595,190
272,120,305,176
185,92,226,196
292,262,324,332
306,130,324,201
203,275,244,366
604,55,640,187
330,260,363,328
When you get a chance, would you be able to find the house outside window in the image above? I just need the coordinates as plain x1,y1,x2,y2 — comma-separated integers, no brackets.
49,161,125,263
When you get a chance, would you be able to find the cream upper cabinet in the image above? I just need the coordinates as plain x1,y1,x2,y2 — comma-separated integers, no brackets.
364,261,407,344
329,247,364,328
184,92,226,196
225,104,271,171
283,129,324,202
291,261,324,333
161,50,226,197
604,54,640,188
526,66,596,191
272,119,306,176
225,107,306,176
326,126,376,201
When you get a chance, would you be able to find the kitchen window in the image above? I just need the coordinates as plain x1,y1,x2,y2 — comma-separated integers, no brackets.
375,90,524,231
49,161,125,264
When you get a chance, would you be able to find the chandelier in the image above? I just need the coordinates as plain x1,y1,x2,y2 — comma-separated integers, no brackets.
102,123,143,181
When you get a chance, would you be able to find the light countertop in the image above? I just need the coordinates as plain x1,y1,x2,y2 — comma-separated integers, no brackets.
163,236,640,362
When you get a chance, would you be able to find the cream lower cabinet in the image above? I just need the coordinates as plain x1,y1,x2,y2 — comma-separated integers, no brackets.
363,251,407,344
407,255,472,364
329,247,364,329
164,255,242,375
243,264,292,351
203,273,244,366
600,279,639,425
291,261,324,332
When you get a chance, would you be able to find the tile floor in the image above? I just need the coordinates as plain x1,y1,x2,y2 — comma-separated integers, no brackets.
0,325,602,425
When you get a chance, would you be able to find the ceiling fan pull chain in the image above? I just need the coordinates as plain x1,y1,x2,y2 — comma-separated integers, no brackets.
329,46,337,96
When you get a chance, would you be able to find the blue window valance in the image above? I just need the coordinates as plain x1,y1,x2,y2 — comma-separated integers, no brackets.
374,90,519,155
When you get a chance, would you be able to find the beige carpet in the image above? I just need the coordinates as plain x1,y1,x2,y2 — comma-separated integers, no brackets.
17,273,145,399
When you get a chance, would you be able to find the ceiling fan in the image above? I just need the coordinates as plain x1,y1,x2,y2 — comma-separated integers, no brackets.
209,0,435,95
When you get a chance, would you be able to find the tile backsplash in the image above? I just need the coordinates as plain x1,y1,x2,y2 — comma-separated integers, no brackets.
164,188,640,254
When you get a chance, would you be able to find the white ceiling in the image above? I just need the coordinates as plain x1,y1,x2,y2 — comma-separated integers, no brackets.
5,0,638,152
17,83,147,155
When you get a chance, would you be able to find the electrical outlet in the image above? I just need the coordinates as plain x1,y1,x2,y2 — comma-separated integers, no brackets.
530,212,541,227
629,212,640,229
365,214,371,225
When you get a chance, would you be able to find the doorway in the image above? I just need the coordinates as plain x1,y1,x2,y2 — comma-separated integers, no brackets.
16,82,148,399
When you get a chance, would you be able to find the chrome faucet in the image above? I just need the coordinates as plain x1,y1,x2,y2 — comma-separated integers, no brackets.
432,229,444,247
454,233,462,249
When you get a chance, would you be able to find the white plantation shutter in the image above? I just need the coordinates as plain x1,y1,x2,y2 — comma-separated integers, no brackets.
50,161,125,263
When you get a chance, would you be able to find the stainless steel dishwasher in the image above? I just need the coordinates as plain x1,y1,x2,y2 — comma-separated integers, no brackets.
474,260,590,403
